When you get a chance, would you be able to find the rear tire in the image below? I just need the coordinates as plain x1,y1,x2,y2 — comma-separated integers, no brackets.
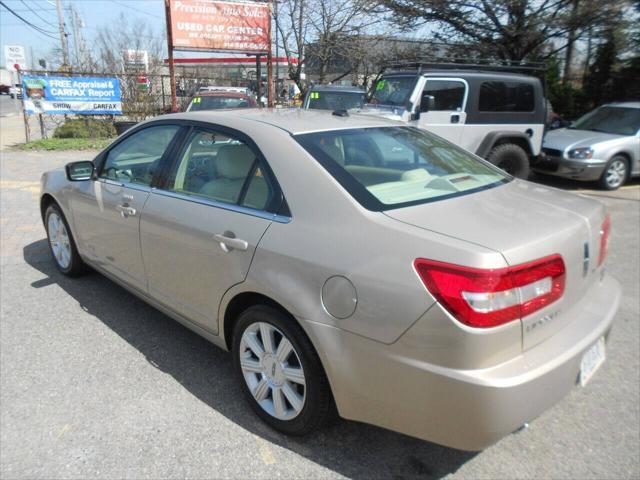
232,305,335,435
486,143,530,179
44,203,87,276
598,155,628,190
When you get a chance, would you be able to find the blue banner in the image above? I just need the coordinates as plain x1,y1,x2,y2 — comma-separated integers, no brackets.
22,75,122,115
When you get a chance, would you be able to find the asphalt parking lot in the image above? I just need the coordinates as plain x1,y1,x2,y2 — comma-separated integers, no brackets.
1,149,638,479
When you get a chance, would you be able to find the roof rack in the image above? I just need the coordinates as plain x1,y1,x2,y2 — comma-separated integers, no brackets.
383,58,546,75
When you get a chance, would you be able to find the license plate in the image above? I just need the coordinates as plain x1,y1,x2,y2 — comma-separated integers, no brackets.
580,337,606,386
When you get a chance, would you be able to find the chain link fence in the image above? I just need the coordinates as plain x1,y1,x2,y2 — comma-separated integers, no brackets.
19,69,242,140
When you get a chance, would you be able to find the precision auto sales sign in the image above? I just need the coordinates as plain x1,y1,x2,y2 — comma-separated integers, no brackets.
22,76,122,115
170,0,270,53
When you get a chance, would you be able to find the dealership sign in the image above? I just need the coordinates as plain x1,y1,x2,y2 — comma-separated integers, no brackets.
22,76,122,115
170,0,270,53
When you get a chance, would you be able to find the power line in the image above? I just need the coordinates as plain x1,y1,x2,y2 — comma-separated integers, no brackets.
111,0,162,19
20,0,58,29
0,0,58,39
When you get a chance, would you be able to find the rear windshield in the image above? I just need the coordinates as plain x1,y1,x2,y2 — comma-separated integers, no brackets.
370,76,417,107
306,91,365,110
296,127,509,211
571,106,640,136
188,95,251,111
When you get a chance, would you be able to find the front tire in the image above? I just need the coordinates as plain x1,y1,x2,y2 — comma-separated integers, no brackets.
598,156,628,190
232,305,335,435
44,203,86,276
486,143,530,179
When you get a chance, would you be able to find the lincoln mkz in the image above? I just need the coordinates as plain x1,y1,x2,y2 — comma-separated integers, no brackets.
40,109,620,450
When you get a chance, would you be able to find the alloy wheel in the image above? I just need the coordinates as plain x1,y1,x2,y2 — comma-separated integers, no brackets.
48,212,71,269
605,159,626,189
239,321,306,421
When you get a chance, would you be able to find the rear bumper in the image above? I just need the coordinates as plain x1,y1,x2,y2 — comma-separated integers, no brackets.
304,274,620,451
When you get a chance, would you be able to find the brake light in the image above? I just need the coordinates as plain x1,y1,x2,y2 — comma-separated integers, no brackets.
598,214,611,267
414,255,566,328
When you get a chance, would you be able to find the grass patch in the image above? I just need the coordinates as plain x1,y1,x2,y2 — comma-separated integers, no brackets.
13,137,115,151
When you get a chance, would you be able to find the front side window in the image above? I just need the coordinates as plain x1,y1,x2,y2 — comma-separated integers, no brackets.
370,76,417,107
422,80,466,111
99,125,180,186
166,129,274,211
296,127,509,210
307,91,365,110
479,81,535,112
571,106,640,136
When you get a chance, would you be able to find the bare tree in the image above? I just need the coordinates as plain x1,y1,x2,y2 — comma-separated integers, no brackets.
306,0,379,83
275,0,308,92
274,0,381,91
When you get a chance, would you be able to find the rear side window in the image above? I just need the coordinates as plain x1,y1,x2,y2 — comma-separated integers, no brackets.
479,81,535,112
165,128,276,212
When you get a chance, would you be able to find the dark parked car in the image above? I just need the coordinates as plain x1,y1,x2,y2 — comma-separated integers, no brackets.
302,85,365,111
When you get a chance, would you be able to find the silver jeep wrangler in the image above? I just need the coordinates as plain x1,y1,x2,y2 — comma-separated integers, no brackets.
362,62,547,179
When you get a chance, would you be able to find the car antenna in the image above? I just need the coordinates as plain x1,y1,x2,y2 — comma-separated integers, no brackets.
332,109,348,117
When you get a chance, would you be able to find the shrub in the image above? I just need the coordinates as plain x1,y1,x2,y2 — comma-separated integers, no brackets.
53,118,116,139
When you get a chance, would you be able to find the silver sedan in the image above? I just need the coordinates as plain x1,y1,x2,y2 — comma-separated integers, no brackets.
536,102,640,190
40,109,620,450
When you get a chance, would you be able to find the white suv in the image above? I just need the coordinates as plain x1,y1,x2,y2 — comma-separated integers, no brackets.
362,63,547,179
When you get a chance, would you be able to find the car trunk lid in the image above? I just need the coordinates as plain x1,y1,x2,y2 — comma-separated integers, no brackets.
384,180,607,350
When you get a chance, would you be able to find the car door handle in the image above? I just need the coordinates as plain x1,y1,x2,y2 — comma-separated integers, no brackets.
213,232,248,252
450,113,460,124
115,204,137,217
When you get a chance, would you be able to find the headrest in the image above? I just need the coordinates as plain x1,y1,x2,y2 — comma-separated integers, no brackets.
401,168,431,182
216,144,255,179
319,143,345,166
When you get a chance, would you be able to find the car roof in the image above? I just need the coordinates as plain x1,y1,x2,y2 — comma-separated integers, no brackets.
158,108,399,134
193,91,252,98
308,85,364,93
384,70,539,82
604,101,640,109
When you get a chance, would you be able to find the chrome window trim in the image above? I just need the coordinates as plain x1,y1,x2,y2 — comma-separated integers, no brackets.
151,188,291,224
97,178,152,192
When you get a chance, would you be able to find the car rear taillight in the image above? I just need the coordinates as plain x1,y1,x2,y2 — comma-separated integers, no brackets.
598,214,611,267
414,255,566,328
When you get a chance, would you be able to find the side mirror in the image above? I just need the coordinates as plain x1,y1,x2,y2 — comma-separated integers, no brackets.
420,95,435,113
66,161,95,181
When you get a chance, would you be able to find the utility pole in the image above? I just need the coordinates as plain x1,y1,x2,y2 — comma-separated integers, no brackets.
267,1,273,107
164,0,177,112
55,0,70,69
70,5,80,68
274,0,279,99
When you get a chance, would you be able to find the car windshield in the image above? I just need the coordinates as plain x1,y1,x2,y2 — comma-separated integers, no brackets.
295,126,509,211
307,91,365,110
571,106,640,136
188,95,251,111
370,76,417,107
